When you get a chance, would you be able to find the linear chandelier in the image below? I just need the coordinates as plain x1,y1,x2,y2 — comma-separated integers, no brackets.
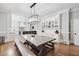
28,3,39,22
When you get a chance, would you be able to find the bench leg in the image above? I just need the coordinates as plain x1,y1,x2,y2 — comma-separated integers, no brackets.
37,48,44,56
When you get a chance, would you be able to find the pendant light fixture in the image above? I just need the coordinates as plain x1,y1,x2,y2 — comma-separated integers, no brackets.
28,3,39,22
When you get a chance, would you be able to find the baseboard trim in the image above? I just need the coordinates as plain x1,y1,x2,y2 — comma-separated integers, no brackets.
4,41,15,44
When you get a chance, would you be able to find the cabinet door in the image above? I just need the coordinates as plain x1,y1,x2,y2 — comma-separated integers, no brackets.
73,19,79,46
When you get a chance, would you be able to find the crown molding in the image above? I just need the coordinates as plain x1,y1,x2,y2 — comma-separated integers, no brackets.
70,8,79,12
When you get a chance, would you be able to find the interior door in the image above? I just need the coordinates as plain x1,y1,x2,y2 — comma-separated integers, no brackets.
73,19,79,46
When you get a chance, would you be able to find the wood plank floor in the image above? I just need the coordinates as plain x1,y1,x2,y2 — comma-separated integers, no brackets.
0,42,79,56
46,43,79,56
0,42,21,56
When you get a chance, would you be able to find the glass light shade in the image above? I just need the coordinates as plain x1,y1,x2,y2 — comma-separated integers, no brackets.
28,15,38,22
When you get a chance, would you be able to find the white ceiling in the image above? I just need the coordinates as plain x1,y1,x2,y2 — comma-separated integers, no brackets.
0,3,79,17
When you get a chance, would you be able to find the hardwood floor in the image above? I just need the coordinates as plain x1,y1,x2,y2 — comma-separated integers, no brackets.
47,43,79,56
0,42,79,56
0,42,21,56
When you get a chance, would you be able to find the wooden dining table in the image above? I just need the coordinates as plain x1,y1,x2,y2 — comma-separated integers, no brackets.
21,35,55,55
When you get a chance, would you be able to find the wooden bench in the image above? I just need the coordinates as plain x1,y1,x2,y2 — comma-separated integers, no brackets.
15,37,36,56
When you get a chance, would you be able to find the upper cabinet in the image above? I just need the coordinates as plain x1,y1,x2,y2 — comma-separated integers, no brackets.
41,15,60,30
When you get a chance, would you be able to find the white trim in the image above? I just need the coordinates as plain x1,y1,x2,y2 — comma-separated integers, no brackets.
70,8,79,12
57,8,70,14
40,8,70,19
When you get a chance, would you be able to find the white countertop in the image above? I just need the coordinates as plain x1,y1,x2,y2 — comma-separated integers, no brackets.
21,35,54,46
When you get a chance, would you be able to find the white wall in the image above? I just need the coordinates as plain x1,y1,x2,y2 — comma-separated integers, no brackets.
0,11,11,42
5,13,28,42
60,8,79,45
11,13,26,32
60,10,70,44
0,12,11,35
70,8,79,44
